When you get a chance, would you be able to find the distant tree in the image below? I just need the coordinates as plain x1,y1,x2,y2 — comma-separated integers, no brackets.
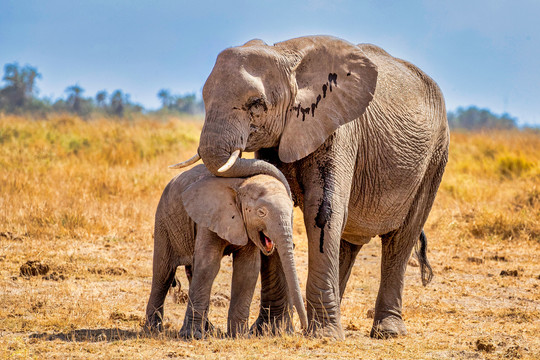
110,90,126,116
448,106,517,130
0,62,41,112
158,89,172,108
156,89,204,115
65,85,84,114
95,90,108,108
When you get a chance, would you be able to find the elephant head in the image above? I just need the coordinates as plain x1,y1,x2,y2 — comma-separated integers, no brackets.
181,170,308,329
173,35,377,181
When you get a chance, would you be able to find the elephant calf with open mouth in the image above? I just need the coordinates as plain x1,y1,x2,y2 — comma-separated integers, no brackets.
145,164,308,339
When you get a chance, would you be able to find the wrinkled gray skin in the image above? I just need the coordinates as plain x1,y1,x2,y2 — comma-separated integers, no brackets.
178,36,449,339
145,164,308,338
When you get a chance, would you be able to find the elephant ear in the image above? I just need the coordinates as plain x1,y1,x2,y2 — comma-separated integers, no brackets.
182,176,248,246
276,36,378,163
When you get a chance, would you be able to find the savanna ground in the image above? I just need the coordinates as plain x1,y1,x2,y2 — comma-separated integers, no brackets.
1,114,539,359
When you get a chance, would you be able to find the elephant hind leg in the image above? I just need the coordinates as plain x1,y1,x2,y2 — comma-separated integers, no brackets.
145,263,177,333
371,153,447,339
338,239,362,303
145,226,179,333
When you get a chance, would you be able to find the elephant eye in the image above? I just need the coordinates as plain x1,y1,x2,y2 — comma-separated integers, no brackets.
257,207,268,218
247,97,267,117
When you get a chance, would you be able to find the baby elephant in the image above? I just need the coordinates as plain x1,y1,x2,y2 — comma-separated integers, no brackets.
145,164,308,338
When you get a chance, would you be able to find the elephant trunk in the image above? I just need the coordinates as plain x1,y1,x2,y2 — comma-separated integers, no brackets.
198,119,292,198
274,228,308,331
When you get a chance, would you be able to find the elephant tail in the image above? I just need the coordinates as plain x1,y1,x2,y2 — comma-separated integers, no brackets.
415,230,433,286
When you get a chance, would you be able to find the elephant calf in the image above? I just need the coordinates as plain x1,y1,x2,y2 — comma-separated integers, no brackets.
145,164,307,338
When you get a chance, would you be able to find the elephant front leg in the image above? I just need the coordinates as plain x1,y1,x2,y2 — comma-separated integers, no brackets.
180,229,226,340
303,201,346,339
228,242,260,337
251,250,292,335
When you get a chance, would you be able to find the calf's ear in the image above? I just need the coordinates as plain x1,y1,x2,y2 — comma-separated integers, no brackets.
182,177,248,246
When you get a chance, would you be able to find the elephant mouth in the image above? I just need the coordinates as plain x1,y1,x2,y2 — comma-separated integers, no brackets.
259,231,275,255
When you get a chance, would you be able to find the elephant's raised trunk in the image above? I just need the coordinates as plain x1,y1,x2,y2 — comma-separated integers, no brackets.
198,119,292,198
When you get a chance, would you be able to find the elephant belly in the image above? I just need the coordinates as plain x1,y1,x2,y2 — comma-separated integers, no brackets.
344,157,426,238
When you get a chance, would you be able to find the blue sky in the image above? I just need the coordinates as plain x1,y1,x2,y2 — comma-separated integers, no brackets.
1,0,539,125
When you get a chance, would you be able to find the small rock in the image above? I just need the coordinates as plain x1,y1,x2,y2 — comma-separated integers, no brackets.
366,308,375,319
20,261,49,277
467,257,484,264
490,254,507,262
42,272,66,281
109,311,140,322
500,270,519,277
505,345,523,359
1,231,23,241
170,288,189,304
408,257,419,267
211,294,229,307
88,266,127,276
476,338,495,353
345,321,361,331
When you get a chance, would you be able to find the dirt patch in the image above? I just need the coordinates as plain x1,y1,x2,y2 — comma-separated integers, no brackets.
366,308,375,319
88,266,127,276
20,261,50,277
500,270,519,277
489,254,508,262
475,338,495,353
109,310,143,323
42,271,66,281
1,231,25,241
467,257,484,264
169,287,189,304
210,293,230,307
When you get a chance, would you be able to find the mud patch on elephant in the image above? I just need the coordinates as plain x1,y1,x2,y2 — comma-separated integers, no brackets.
315,157,335,253
315,197,331,254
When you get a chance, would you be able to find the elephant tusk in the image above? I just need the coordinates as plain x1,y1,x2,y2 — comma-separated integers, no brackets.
168,154,201,169
217,149,241,173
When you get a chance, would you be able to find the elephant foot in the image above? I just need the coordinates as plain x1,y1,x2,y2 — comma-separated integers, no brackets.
144,313,164,334
370,315,407,339
308,321,344,340
250,310,292,336
180,319,218,340
179,326,204,340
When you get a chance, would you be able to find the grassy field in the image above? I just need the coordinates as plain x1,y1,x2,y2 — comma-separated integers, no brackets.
1,114,539,359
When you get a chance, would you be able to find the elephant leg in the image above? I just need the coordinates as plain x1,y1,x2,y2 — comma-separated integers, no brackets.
303,202,347,339
371,155,447,339
180,228,226,340
145,228,178,332
371,227,417,338
251,250,292,335
228,242,260,337
339,239,362,302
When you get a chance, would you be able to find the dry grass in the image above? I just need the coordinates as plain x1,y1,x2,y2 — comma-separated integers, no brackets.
1,115,539,359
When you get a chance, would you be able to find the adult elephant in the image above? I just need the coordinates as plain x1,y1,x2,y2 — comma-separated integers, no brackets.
172,35,449,339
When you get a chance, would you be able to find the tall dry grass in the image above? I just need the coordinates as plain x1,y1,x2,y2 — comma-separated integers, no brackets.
1,115,539,359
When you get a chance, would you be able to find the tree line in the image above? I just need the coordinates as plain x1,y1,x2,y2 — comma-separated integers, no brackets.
0,62,522,129
0,62,203,118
